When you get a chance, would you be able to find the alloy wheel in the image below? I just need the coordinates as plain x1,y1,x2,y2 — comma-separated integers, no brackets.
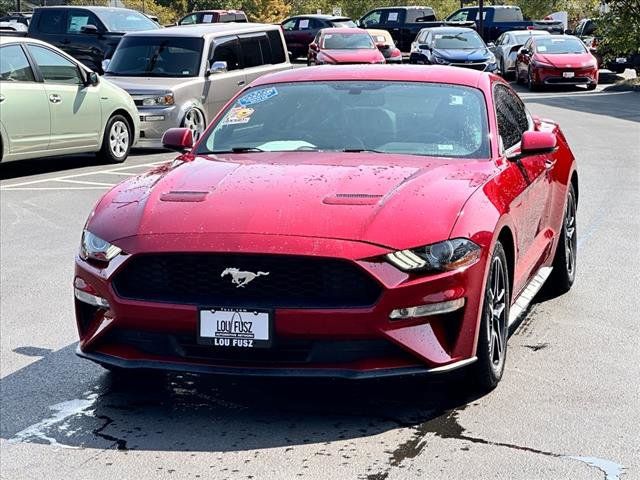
109,120,129,159
183,109,205,141
487,256,508,370
564,192,577,278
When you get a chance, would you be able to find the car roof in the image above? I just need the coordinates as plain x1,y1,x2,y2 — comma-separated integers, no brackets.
320,27,368,34
251,65,488,90
188,10,244,14
124,23,278,38
288,14,351,21
0,35,51,46
370,6,433,10
503,29,550,36
34,6,137,12
427,26,477,34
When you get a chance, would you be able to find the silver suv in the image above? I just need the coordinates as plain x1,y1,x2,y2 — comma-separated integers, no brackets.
103,23,291,148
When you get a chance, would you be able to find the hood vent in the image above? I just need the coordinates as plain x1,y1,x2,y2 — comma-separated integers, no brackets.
323,193,383,206
160,191,209,202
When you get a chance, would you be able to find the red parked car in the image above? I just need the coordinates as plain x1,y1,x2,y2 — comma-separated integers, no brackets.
307,27,386,65
74,66,578,391
516,35,598,91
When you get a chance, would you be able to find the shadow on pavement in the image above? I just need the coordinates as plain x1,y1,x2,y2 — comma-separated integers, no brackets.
0,342,484,452
0,154,104,181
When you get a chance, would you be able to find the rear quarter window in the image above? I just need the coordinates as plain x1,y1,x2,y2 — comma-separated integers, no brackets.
493,8,523,22
37,9,66,34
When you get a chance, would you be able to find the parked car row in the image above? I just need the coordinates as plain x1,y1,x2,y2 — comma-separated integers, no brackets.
0,4,609,165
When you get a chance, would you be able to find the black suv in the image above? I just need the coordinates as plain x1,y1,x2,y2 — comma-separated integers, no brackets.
27,6,160,73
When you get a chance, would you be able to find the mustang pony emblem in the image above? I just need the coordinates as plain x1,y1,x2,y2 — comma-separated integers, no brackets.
221,268,269,288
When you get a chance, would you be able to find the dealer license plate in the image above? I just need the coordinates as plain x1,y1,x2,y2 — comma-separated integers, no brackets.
199,308,272,348
563,71,575,78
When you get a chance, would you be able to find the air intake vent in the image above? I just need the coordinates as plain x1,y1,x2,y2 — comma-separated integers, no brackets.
323,193,383,205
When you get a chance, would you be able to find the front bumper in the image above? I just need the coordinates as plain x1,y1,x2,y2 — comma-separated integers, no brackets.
534,66,599,86
136,105,181,149
74,234,488,378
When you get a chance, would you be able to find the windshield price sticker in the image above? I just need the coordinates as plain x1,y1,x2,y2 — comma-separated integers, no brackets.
238,87,278,106
199,308,271,348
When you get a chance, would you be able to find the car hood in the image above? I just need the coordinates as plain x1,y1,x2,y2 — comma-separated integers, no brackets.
320,49,384,64
534,52,594,68
434,48,491,62
89,153,495,251
103,75,199,94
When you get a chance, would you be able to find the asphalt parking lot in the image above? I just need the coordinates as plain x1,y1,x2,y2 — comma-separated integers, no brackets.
1,73,639,480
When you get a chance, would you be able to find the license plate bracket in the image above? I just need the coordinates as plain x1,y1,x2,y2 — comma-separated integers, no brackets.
198,307,273,348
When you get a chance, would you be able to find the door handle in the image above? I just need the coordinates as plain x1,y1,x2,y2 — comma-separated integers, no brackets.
49,94,62,104
0,94,5,103
544,159,556,170
237,80,245,86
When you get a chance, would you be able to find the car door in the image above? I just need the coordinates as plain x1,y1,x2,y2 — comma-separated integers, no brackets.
238,33,271,84
27,44,101,151
296,17,322,51
205,35,246,119
31,8,68,51
63,9,106,72
0,43,50,156
494,84,553,293
516,37,533,81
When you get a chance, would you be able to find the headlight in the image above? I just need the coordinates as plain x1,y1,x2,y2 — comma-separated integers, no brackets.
80,230,122,262
532,60,554,68
433,55,448,65
487,53,497,64
386,238,481,273
142,93,175,106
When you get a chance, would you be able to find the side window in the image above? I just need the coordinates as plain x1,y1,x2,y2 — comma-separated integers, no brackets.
180,13,198,25
28,45,82,85
0,45,35,82
494,84,529,151
298,18,313,30
211,36,241,70
448,10,470,22
239,36,263,68
281,18,297,31
220,14,237,22
67,10,100,34
267,30,286,64
38,9,66,34
584,21,596,36
361,10,381,27
383,10,403,24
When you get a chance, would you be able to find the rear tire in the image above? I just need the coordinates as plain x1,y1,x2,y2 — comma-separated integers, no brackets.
547,184,578,295
98,114,131,164
470,242,510,392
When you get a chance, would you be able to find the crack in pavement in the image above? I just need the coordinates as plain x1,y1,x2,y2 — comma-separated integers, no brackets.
366,409,626,480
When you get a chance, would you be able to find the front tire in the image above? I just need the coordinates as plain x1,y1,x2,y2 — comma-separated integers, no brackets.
99,114,131,164
547,184,577,295
182,108,206,143
471,242,510,392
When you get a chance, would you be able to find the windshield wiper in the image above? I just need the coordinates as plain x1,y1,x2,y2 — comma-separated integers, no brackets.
207,146,265,154
341,148,386,154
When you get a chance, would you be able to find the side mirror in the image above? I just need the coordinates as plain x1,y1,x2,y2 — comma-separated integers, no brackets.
419,44,430,50
519,48,529,55
564,29,573,35
85,71,99,87
355,19,361,27
162,128,194,152
101,58,111,72
207,60,227,75
309,43,318,51
487,42,495,48
81,24,99,35
511,131,557,160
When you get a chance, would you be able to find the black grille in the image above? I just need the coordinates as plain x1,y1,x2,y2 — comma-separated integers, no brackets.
451,62,488,71
100,329,411,365
113,253,381,308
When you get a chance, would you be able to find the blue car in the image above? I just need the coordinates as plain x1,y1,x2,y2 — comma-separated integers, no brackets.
409,26,498,72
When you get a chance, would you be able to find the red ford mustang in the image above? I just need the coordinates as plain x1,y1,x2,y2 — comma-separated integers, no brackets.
75,66,578,390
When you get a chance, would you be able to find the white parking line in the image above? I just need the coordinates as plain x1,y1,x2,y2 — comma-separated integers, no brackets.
520,90,634,100
0,160,164,190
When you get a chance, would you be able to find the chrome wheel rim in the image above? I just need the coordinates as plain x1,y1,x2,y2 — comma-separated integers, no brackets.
109,120,129,159
564,193,577,278
487,256,507,369
183,109,204,141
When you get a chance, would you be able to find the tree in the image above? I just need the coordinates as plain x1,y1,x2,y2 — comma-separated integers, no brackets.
243,0,291,23
597,0,640,72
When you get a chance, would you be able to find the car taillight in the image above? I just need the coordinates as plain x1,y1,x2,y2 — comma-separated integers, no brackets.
591,37,598,48
391,48,402,58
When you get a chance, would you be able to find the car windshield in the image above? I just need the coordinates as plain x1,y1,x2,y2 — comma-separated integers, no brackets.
322,33,374,50
434,31,485,49
330,20,357,28
95,9,159,32
535,37,586,54
198,81,490,159
105,36,203,77
513,32,548,44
